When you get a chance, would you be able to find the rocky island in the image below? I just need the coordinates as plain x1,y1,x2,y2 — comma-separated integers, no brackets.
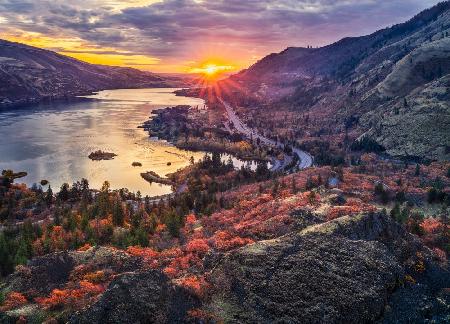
88,150,117,161
140,171,174,186
1,170,27,181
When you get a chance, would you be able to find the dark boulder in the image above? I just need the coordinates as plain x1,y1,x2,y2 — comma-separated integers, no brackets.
4,251,75,297
206,212,448,323
69,270,200,324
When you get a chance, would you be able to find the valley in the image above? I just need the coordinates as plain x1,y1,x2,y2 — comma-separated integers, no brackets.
0,1,449,323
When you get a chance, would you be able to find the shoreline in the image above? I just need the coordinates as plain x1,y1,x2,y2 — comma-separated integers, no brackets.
140,104,271,163
0,84,172,110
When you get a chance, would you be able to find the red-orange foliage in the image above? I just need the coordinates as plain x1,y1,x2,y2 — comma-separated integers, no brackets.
126,246,160,268
155,223,167,233
77,243,92,252
126,246,159,259
212,230,254,251
185,214,197,225
83,270,109,284
159,247,183,259
32,238,45,256
0,292,27,311
163,266,179,278
178,275,208,296
326,200,376,221
432,248,447,263
186,239,210,255
420,218,443,234
36,281,104,310
187,308,216,321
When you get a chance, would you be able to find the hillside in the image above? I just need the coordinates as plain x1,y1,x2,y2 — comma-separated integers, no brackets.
1,156,449,323
223,1,450,161
0,39,170,108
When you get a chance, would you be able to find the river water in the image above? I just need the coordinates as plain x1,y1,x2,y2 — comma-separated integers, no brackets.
0,88,207,196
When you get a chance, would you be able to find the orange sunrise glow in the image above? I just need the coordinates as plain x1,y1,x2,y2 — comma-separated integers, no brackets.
189,63,235,78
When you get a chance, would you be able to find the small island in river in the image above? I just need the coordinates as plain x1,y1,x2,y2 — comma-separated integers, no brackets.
140,171,174,186
88,150,117,161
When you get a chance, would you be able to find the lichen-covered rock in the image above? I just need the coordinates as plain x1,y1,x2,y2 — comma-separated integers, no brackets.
0,246,143,309
3,251,75,297
205,213,449,323
69,270,200,324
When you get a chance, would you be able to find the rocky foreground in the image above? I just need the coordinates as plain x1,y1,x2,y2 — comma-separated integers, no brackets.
1,212,448,323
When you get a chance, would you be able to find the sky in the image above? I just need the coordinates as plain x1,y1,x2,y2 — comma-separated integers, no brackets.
0,0,444,73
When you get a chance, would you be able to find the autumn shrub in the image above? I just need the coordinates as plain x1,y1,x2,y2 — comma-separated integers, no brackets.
420,218,443,234
432,248,447,263
0,292,28,311
83,270,109,284
212,230,254,251
163,266,178,278
36,281,104,310
187,308,216,321
327,200,376,221
186,239,210,255
178,275,208,297
126,246,159,259
77,243,92,252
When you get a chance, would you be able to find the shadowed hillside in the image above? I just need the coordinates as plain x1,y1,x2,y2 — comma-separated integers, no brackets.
223,1,450,161
0,39,170,108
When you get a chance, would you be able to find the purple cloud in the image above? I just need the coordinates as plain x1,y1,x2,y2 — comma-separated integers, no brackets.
0,0,444,70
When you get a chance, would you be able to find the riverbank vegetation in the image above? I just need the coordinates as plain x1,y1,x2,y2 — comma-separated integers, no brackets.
141,105,273,162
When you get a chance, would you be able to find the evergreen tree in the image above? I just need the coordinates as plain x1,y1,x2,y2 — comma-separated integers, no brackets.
58,183,70,201
45,185,53,207
428,188,438,204
0,233,13,276
132,226,149,247
14,238,29,266
415,164,421,176
112,198,125,226
271,179,280,196
165,211,182,237
390,203,401,222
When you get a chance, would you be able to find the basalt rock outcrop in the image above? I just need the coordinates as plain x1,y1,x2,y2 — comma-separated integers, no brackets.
205,213,450,323
1,213,448,323
69,270,200,324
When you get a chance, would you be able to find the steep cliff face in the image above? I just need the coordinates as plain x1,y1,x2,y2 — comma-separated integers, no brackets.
0,39,169,108
226,2,450,161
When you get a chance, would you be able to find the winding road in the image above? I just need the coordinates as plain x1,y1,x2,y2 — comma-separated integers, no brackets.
218,98,313,171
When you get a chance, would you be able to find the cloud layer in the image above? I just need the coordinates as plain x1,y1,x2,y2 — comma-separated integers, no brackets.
0,0,443,72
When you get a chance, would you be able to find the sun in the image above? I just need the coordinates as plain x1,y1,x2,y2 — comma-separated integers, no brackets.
189,62,235,79
204,64,219,75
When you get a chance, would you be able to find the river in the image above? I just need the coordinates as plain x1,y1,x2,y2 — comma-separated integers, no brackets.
0,88,207,196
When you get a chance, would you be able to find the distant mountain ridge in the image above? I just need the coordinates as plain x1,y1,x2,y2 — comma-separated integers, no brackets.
0,39,170,108
225,1,450,161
